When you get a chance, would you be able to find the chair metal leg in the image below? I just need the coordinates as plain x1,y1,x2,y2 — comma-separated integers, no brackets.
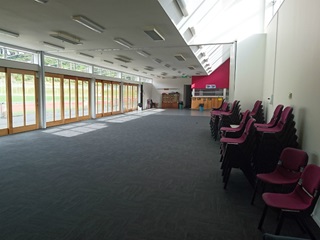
223,167,232,189
275,211,285,235
251,179,259,205
258,204,268,230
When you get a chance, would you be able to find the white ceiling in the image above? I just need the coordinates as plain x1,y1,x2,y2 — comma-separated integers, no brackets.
0,0,265,79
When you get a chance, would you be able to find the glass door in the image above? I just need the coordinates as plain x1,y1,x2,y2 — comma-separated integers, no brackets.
112,82,120,113
0,70,8,136
45,74,63,126
8,69,38,134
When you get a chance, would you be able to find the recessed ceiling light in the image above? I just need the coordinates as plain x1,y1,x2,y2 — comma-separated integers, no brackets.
153,58,162,64
175,54,186,61
136,50,151,57
114,38,133,48
72,15,104,33
144,28,165,41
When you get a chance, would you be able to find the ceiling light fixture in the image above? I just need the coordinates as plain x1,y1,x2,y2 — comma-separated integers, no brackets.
43,41,65,50
115,55,132,63
188,66,196,70
72,15,104,33
79,52,94,58
114,38,133,49
144,28,165,41
34,0,48,3
152,58,162,64
50,32,82,45
174,54,186,61
164,64,171,68
136,50,150,57
176,0,188,17
0,28,19,38
103,60,113,64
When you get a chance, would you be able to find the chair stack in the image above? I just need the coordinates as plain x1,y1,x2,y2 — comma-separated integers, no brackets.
253,106,299,175
216,100,241,140
209,101,229,140
250,100,265,124
220,117,257,189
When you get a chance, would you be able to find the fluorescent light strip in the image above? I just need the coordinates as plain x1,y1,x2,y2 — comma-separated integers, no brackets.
104,60,113,64
43,41,65,50
114,38,133,49
50,32,82,45
79,52,94,58
136,50,150,57
72,15,104,33
34,0,48,3
0,28,19,38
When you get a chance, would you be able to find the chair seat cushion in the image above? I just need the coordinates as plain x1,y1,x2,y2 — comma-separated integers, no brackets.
257,172,300,185
220,136,245,144
262,192,310,211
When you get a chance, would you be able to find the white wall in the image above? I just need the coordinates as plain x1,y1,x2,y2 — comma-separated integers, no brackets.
142,82,153,109
263,0,320,225
234,34,266,111
152,77,192,108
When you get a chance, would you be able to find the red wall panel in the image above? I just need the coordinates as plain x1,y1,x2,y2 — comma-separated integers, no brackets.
191,59,230,89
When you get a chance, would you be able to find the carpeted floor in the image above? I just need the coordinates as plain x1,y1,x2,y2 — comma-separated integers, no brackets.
0,109,314,240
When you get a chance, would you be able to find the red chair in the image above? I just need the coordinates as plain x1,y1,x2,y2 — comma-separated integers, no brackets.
251,147,308,204
220,110,251,138
258,164,320,238
255,104,284,128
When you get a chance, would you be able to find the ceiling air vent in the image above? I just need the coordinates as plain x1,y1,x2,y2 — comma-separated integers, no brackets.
164,64,171,68
174,54,186,61
188,66,195,70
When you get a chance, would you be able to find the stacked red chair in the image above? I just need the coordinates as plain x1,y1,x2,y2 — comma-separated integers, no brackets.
209,101,229,139
220,118,257,189
258,164,320,239
251,147,308,205
253,106,299,175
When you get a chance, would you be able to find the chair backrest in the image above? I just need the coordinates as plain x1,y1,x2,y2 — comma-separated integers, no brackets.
229,100,239,112
295,164,320,206
269,104,284,126
251,100,262,115
275,106,293,131
239,110,251,127
279,147,308,175
221,102,229,111
242,118,256,138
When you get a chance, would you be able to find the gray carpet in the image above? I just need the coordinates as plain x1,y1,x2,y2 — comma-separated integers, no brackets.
0,109,313,240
